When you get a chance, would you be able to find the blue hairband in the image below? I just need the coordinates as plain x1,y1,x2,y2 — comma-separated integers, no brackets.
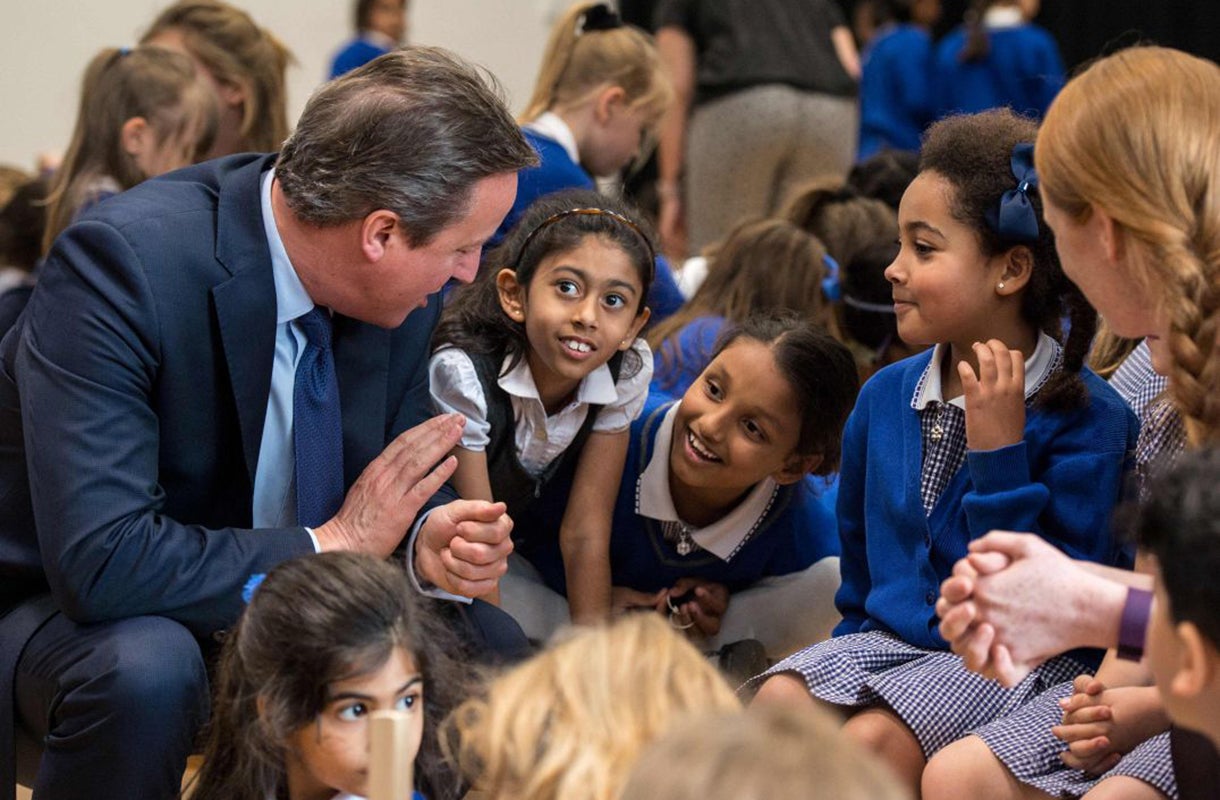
986,143,1040,243
822,253,842,302
242,573,266,604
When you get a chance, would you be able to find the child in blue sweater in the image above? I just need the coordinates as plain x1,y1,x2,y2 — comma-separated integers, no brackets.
749,109,1138,794
857,0,941,160
495,3,683,321
933,0,1065,120
507,313,859,658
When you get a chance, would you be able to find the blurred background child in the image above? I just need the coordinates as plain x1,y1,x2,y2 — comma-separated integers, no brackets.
329,0,408,79
857,0,941,160
191,552,468,800
141,0,293,157
41,46,217,258
933,0,1065,119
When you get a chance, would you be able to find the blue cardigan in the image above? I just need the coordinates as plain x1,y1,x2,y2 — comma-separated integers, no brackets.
858,23,934,160
933,23,1065,120
515,393,839,595
833,350,1138,649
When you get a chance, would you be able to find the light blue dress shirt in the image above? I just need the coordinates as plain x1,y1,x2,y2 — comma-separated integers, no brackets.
253,169,318,542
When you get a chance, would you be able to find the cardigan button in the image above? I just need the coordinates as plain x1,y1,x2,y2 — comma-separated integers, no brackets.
925,590,936,605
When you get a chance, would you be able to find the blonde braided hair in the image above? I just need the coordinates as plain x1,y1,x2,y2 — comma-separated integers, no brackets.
1037,46,1220,444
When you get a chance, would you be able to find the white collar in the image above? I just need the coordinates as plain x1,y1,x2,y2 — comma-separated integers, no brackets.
983,6,1025,28
496,351,618,406
636,403,780,562
260,169,314,324
524,112,581,165
360,29,398,50
912,330,1060,411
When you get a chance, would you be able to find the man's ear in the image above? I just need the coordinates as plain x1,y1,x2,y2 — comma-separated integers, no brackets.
995,245,1033,297
1170,621,1218,700
496,268,526,322
359,209,401,262
773,453,823,485
120,116,151,159
593,84,628,125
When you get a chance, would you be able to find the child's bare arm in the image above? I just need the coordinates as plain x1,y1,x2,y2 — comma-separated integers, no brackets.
446,447,502,604
560,431,628,625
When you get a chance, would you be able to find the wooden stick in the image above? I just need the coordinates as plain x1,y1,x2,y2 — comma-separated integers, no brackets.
368,710,415,800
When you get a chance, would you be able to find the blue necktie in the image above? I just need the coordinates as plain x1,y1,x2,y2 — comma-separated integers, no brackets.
294,306,344,527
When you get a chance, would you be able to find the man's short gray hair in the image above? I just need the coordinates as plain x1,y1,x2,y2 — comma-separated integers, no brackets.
275,46,537,244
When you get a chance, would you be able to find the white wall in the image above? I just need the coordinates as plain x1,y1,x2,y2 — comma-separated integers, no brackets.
0,0,573,169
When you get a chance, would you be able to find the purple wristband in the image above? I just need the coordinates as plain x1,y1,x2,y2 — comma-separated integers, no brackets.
1117,586,1153,661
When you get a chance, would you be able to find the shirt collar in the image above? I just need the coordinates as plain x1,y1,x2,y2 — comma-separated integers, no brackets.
496,351,619,406
636,403,780,562
261,169,315,324
524,112,581,165
983,6,1024,28
912,330,1060,411
360,29,398,50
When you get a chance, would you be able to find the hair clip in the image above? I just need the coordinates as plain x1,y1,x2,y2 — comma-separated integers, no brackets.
578,3,623,34
986,142,1040,243
241,573,267,604
119,46,132,56
821,253,842,302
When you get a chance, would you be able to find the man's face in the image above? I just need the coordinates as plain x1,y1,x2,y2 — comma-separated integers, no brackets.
330,171,517,328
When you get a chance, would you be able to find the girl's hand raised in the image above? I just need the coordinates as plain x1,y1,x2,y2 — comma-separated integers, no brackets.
959,339,1026,451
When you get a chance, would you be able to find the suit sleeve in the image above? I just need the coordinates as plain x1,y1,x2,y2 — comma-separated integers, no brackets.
18,220,313,636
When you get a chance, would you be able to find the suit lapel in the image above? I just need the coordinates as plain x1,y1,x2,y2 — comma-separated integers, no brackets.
212,156,278,486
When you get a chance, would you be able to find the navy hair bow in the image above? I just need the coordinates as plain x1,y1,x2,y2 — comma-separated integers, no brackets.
988,143,1040,243
579,4,623,33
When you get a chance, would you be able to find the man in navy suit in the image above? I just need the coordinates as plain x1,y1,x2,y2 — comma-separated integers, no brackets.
0,47,537,799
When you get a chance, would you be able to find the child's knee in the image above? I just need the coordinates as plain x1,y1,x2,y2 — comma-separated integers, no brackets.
922,736,1015,800
749,671,815,711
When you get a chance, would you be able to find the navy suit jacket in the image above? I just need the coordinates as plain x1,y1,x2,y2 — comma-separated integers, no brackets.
0,153,453,690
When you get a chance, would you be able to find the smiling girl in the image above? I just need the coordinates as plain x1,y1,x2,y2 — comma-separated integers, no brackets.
512,312,858,659
748,109,1138,794
190,552,465,800
430,189,655,625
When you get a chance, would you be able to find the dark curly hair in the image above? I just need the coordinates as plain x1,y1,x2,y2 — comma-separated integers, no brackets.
919,108,1097,411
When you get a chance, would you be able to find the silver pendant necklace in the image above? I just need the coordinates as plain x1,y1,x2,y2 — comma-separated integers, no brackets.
663,520,698,555
930,402,946,443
